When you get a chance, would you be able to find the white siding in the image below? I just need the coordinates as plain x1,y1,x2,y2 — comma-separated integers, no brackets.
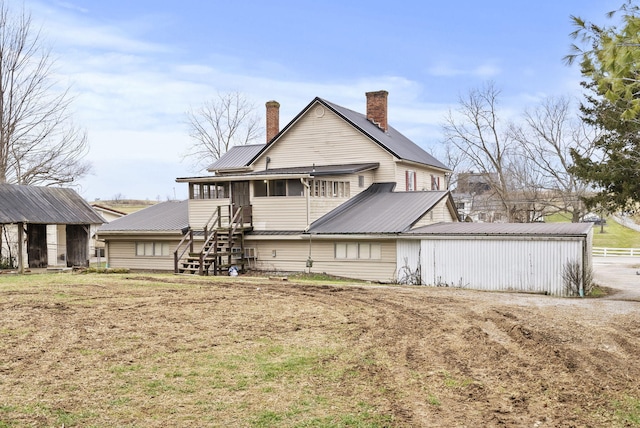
412,197,456,229
249,238,397,282
396,240,421,284
106,238,180,271
189,199,231,229
396,167,447,192
420,237,586,296
254,104,397,183
252,198,308,230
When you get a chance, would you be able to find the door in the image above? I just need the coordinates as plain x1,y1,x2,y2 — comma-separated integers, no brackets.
27,224,48,268
66,224,89,267
231,181,251,224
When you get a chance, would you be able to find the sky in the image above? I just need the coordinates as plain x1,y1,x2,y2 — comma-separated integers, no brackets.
22,0,624,202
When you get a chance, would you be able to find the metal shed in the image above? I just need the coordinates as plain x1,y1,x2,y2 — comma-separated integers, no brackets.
0,184,104,272
399,222,593,296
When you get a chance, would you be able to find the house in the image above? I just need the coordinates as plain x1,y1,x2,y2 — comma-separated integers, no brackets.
0,184,104,272
100,91,455,281
98,200,188,270
98,90,593,295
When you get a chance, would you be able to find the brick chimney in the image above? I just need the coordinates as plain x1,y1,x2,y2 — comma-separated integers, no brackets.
366,90,388,132
265,100,280,144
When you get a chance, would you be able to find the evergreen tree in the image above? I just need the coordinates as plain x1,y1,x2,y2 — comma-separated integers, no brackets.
567,1,640,212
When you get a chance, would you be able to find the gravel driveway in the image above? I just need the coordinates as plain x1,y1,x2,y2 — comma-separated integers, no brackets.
593,256,640,301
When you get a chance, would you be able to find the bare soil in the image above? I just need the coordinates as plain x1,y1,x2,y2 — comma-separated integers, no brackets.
1,270,640,427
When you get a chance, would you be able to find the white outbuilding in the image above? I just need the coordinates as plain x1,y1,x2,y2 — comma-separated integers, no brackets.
398,222,593,296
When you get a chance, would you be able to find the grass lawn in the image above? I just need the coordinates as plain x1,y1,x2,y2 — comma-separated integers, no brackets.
1,273,640,427
545,213,640,248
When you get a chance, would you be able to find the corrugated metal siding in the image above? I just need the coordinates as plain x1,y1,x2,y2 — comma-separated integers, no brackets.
396,240,421,283
253,107,397,183
420,238,585,296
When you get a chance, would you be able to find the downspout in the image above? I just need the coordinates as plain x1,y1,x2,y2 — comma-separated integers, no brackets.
301,178,313,272
301,178,310,230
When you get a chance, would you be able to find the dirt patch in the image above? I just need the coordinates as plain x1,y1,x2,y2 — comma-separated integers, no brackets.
1,273,640,427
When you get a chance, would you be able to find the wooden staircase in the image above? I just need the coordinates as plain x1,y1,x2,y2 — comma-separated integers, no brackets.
174,205,252,276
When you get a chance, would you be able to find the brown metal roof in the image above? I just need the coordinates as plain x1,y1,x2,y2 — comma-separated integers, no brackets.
406,222,593,236
308,183,450,234
0,184,104,225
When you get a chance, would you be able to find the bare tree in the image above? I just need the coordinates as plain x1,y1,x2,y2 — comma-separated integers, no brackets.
0,1,90,186
184,91,263,171
443,82,522,222
510,97,599,222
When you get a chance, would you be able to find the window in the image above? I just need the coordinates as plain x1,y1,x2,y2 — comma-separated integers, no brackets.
406,170,416,191
190,183,229,200
310,180,350,198
358,175,365,188
335,243,381,260
95,248,105,258
253,180,268,197
269,179,287,196
431,175,440,190
254,179,304,197
136,242,170,257
288,179,304,196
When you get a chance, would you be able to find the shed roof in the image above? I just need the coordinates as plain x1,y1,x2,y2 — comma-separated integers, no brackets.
406,222,593,237
0,184,104,225
308,183,450,234
246,163,379,176
98,200,188,233
207,144,265,172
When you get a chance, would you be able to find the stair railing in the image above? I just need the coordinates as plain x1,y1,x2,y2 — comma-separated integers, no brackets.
173,229,194,273
199,230,218,275
203,206,222,241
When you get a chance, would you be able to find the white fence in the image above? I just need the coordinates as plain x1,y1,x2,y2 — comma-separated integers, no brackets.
593,247,640,257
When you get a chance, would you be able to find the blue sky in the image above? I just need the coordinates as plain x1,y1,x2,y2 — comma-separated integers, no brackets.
24,0,622,201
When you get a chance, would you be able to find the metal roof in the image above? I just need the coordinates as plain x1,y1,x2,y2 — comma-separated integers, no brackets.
98,200,189,233
406,222,593,236
0,184,104,225
206,144,265,172
308,183,450,234
318,99,450,170
246,163,379,176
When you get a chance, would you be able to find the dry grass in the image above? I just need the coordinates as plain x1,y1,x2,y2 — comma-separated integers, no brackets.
1,272,640,427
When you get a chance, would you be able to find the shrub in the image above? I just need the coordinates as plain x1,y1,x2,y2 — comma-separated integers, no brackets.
563,259,593,297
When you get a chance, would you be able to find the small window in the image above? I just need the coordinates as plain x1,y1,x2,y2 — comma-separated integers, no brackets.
358,175,365,188
406,171,416,191
253,180,267,197
431,175,440,190
136,242,171,257
334,243,381,260
269,180,287,196
288,179,304,196
346,243,358,259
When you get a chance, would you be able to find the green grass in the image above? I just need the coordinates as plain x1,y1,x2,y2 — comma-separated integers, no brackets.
613,395,640,425
545,213,640,248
